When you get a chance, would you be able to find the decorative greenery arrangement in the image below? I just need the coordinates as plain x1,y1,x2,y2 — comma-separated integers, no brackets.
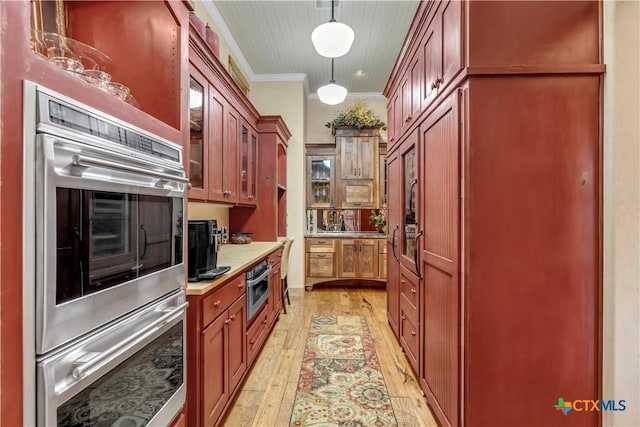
325,100,387,133
369,204,387,232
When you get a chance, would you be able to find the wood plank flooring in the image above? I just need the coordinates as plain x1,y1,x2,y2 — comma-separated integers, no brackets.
223,287,438,427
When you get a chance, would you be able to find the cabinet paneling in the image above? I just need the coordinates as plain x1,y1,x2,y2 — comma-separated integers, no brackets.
384,2,603,425
386,149,402,337
338,239,378,279
419,94,460,427
229,116,291,241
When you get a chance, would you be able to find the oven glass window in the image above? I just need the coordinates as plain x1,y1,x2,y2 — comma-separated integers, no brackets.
57,322,184,426
56,188,183,304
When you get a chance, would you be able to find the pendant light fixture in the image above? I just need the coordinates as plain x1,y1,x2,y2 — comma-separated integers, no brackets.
311,0,354,58
318,58,347,105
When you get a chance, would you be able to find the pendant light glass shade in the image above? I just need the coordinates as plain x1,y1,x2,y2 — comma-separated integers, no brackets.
311,0,354,58
311,20,354,58
318,81,348,105
318,58,347,105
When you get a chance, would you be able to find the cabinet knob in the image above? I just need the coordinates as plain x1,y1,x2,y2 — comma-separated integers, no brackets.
401,315,406,320
411,330,416,336
250,339,255,345
213,300,221,308
224,319,230,325
411,288,416,294
238,283,244,288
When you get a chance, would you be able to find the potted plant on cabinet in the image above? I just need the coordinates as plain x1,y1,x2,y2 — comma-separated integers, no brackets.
325,100,386,135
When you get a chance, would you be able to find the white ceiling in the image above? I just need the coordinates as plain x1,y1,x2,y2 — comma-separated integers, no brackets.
208,1,419,97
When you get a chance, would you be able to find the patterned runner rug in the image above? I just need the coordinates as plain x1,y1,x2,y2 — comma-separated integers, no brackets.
290,316,397,426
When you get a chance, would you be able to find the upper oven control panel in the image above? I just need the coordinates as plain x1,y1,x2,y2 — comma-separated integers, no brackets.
35,86,182,167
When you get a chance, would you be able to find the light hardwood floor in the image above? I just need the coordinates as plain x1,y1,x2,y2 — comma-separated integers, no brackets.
223,287,438,427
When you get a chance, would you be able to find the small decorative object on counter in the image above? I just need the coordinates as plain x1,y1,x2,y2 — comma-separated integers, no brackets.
230,232,253,244
369,204,386,233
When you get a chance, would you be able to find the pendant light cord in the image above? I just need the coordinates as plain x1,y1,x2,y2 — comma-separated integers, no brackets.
330,0,335,22
330,58,335,83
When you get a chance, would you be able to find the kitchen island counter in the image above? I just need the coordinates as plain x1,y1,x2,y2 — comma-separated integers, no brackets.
185,240,284,295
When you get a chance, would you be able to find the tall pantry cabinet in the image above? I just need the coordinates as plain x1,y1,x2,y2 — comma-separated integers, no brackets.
384,1,604,426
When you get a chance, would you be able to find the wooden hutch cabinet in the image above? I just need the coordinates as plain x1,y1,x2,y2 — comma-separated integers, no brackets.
384,1,604,426
336,127,379,209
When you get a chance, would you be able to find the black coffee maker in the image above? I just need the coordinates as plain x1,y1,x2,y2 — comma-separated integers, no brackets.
187,220,229,281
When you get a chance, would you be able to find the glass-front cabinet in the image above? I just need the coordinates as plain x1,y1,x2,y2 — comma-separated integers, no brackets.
239,120,258,205
401,132,420,278
307,155,335,208
188,73,208,200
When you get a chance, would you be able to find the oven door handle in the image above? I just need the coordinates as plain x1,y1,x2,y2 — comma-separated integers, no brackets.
72,154,189,183
72,301,188,379
247,265,272,287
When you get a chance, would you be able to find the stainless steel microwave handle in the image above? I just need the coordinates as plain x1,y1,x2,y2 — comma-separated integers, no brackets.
247,265,272,287
72,154,189,183
72,301,188,379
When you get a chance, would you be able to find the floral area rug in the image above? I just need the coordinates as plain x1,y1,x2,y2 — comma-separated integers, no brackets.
290,316,397,426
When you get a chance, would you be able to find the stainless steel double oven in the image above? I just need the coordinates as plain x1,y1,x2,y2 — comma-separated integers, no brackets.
23,82,188,426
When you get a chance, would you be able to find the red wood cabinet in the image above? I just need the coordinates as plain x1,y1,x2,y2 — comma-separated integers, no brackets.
201,296,247,426
0,2,189,426
386,90,401,150
229,116,291,241
188,273,247,427
187,24,261,206
399,266,420,374
187,247,283,427
384,1,603,426
238,119,258,206
419,93,461,427
385,149,402,337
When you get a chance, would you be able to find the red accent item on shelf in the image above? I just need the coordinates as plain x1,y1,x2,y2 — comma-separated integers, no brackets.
205,25,220,58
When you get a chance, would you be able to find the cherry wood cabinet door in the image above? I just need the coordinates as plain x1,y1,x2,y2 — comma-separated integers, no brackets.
188,68,210,201
439,0,463,94
227,297,247,395
207,89,226,202
386,149,402,338
224,107,239,203
420,12,441,109
419,92,461,427
202,313,228,427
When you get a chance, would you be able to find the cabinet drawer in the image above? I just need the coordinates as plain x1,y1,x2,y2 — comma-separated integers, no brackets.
399,298,419,373
268,248,283,266
306,238,336,252
202,274,246,327
399,270,419,311
306,253,335,277
246,306,269,364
